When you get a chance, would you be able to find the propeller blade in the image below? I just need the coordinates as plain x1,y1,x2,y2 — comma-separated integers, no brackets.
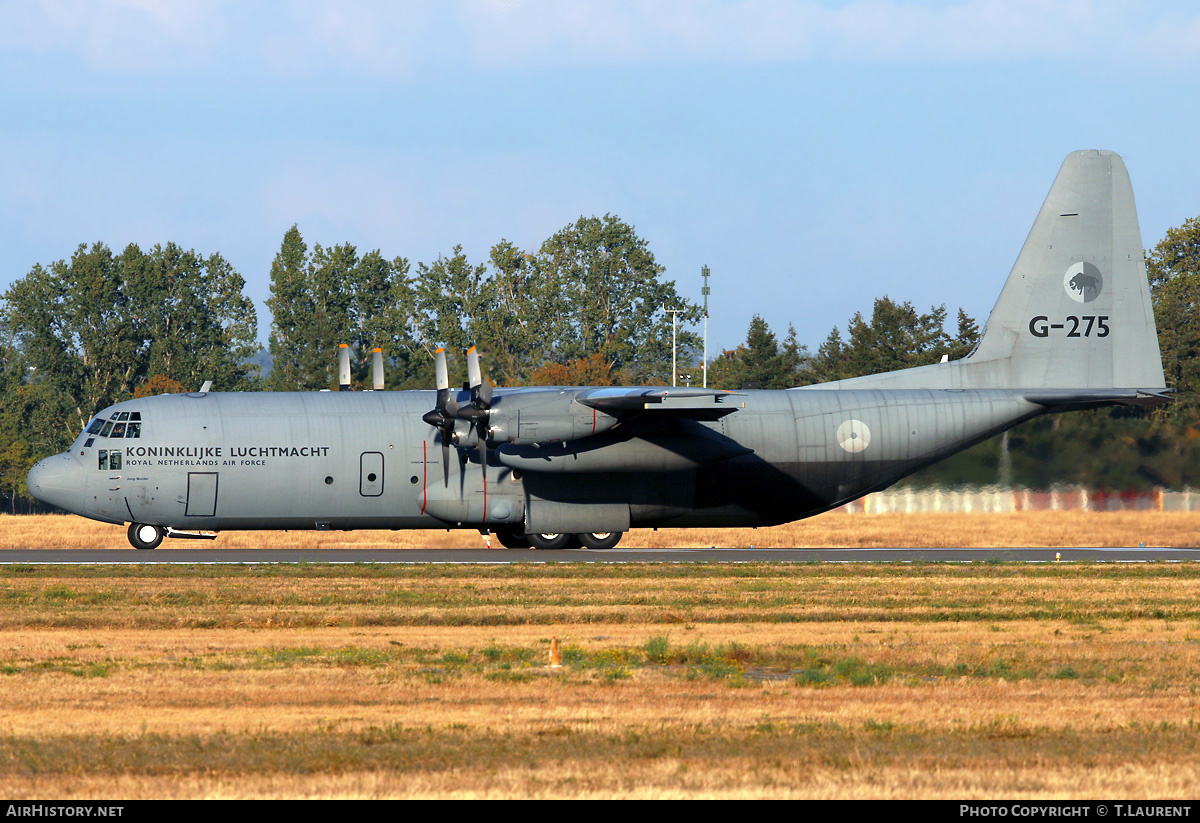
434,347,448,390
424,345,460,492
434,347,449,403
337,344,351,391
372,348,384,391
466,346,482,393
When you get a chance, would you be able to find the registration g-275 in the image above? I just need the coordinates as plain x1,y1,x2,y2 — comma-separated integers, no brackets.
1028,315,1110,338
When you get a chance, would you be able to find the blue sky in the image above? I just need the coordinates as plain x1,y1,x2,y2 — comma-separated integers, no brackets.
2,0,1199,358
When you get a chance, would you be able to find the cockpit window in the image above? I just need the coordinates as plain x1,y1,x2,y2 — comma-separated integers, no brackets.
84,413,143,440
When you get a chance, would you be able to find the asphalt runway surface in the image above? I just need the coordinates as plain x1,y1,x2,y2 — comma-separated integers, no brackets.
1,547,1198,563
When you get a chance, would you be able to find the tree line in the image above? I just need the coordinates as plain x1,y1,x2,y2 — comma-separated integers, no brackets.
1,214,1197,510
263,216,702,393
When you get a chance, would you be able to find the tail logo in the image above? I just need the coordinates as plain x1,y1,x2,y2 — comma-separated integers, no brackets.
1063,261,1103,303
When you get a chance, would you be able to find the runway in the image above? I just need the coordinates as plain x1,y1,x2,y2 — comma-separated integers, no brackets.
1,547,1198,563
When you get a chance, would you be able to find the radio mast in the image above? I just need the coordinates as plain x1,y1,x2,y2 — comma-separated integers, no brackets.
701,265,711,387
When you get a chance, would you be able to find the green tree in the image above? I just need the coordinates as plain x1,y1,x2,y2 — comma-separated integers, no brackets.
409,218,698,387
949,308,981,361
0,331,55,511
1147,216,1200,420
413,245,490,369
0,241,258,509
267,226,418,390
2,242,258,436
807,297,977,383
708,316,810,390
266,225,320,390
125,243,259,392
472,240,551,386
530,215,702,383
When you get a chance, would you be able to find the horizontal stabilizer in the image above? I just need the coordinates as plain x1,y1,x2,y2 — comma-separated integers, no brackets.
1024,388,1174,410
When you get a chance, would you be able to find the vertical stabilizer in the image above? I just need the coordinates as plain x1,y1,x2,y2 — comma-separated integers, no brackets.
805,150,1166,392
968,150,1163,389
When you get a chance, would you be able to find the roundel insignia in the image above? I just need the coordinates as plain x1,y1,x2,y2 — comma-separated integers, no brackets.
836,419,870,454
1063,261,1103,303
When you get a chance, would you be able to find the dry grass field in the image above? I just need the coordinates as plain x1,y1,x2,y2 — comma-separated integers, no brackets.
0,518,1198,798
3,509,1199,549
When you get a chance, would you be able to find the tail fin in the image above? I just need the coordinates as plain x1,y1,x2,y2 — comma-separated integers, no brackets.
969,150,1164,389
812,150,1166,392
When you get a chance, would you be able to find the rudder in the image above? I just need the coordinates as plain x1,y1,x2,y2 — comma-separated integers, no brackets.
967,149,1164,389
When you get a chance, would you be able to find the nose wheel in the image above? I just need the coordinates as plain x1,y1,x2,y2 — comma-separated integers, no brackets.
127,523,165,550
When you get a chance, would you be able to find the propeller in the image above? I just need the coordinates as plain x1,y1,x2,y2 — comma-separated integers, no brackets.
420,346,495,492
457,346,494,490
421,347,459,487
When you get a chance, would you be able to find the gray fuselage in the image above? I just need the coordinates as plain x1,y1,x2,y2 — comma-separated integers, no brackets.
42,386,1044,533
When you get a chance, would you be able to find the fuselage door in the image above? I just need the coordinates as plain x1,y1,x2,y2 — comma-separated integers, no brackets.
185,472,218,517
360,451,384,497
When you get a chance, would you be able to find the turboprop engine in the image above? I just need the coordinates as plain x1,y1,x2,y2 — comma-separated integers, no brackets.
483,395,620,446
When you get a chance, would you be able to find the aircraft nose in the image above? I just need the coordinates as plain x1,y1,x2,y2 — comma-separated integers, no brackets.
27,454,86,514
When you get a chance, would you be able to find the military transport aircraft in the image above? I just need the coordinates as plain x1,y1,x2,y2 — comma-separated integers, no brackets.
27,150,1170,550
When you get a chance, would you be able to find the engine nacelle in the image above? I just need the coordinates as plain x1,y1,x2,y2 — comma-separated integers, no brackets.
485,402,618,446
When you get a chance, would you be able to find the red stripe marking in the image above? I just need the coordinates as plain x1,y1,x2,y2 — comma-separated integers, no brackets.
421,440,427,515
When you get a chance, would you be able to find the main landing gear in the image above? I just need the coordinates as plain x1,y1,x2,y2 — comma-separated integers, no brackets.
577,532,621,550
493,527,623,550
127,523,165,550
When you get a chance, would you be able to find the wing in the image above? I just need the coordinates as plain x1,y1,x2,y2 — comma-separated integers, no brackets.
575,386,744,420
